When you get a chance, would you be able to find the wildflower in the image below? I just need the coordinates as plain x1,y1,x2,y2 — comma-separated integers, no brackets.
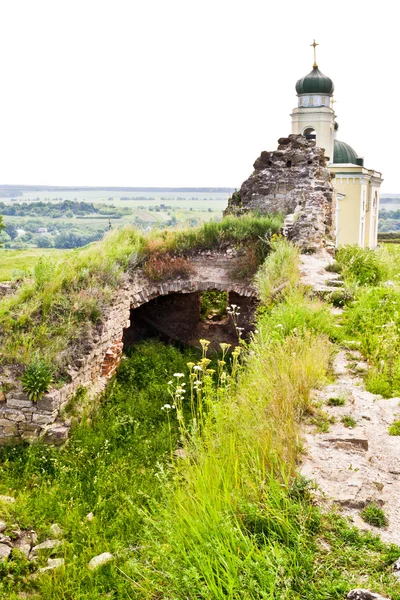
219,343,231,353
161,403,172,411
168,380,173,385
173,373,184,378
193,365,202,371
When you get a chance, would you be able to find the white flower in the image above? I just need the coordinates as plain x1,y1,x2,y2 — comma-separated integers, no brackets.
193,365,202,371
173,373,184,378
168,380,173,385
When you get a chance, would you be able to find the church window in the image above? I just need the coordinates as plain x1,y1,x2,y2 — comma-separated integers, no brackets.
321,96,325,105
299,97,303,106
303,127,316,140
309,97,313,106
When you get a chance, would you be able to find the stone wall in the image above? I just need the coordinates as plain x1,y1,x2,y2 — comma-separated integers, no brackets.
225,134,336,251
0,252,257,446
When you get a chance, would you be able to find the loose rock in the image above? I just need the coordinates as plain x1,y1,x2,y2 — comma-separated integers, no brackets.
0,495,16,504
37,557,65,574
393,557,400,578
0,543,12,560
347,590,389,600
49,523,63,538
30,539,63,557
0,520,6,533
88,552,114,570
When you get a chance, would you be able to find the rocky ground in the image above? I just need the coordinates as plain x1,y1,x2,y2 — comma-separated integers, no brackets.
300,251,400,548
302,349,400,546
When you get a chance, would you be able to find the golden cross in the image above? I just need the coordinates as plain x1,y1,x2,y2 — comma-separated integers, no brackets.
311,39,319,68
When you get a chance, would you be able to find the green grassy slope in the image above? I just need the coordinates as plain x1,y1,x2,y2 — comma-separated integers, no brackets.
1,241,400,599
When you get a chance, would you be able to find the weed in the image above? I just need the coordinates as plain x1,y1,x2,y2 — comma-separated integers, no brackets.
20,358,53,402
361,503,388,528
388,420,400,436
341,415,356,428
325,262,342,274
200,291,227,321
143,252,194,281
327,394,346,406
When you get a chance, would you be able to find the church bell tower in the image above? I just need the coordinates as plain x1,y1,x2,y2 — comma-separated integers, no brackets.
291,40,335,162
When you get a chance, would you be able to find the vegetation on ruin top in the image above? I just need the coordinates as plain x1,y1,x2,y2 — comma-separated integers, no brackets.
0,214,282,380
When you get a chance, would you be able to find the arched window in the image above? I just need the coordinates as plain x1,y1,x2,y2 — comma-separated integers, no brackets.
303,127,316,141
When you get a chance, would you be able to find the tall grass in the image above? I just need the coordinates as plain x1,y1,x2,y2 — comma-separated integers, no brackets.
255,238,299,304
339,244,400,396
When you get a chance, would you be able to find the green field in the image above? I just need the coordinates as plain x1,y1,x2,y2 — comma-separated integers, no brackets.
0,248,67,281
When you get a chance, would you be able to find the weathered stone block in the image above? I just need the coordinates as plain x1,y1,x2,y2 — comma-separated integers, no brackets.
6,398,33,409
36,391,60,413
32,412,58,426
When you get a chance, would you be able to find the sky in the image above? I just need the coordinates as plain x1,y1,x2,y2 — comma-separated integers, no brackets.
0,0,398,191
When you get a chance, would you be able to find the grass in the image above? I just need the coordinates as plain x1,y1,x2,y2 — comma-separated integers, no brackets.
341,415,357,428
0,248,66,281
327,394,346,406
361,504,388,528
1,240,400,598
388,420,400,436
338,244,400,397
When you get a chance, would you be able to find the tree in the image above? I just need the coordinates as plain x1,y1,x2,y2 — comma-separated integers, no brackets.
36,234,54,248
0,216,4,247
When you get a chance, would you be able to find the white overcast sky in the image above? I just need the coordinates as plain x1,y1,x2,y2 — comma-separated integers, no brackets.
0,0,397,191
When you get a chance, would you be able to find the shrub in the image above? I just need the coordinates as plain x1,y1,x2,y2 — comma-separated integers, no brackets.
143,253,194,281
20,358,53,402
200,291,227,321
330,287,355,307
361,503,388,528
336,245,385,285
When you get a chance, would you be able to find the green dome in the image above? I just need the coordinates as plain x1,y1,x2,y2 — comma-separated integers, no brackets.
296,66,334,95
333,140,359,164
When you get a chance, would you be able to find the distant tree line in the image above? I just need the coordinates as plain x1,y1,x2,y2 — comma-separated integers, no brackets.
0,200,132,219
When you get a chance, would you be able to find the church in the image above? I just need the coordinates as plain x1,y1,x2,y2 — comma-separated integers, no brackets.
291,41,383,248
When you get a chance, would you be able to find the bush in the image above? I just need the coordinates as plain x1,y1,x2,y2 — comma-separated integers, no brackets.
20,358,53,402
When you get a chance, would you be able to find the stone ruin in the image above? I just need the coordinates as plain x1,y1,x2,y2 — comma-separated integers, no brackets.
0,251,257,446
225,134,336,251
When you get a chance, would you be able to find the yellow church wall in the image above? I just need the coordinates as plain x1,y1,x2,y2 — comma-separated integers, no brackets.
330,167,383,248
333,175,362,247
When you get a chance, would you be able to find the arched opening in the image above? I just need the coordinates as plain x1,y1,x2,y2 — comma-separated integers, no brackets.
122,289,257,352
303,127,316,141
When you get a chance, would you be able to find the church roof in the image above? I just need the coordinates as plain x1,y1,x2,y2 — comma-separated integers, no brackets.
333,140,359,165
295,66,334,95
